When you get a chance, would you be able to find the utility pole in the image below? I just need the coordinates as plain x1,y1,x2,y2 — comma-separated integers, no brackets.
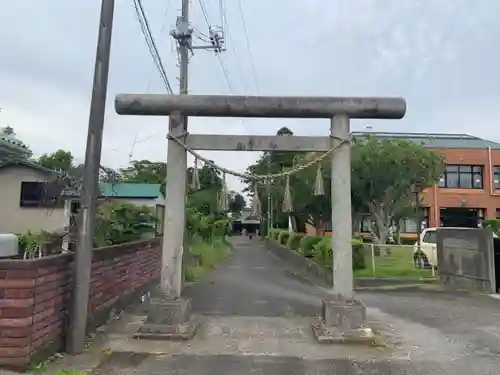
164,0,227,297
266,156,271,236
68,0,115,354
162,0,191,298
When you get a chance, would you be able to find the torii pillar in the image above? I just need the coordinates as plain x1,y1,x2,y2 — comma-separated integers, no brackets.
115,94,406,342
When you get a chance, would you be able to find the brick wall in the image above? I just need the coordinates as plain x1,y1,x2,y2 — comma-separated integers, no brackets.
0,238,161,369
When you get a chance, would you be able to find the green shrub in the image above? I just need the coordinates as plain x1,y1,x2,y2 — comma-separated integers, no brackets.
313,237,366,270
313,237,331,265
299,235,323,257
287,233,305,251
269,228,283,242
352,239,366,270
483,219,500,234
279,231,290,246
268,228,277,240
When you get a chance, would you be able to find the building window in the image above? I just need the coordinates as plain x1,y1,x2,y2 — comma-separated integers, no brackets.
493,166,500,190
20,181,61,207
398,207,429,233
438,164,483,189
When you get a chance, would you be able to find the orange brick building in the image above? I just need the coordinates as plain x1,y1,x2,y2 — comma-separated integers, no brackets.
306,132,500,238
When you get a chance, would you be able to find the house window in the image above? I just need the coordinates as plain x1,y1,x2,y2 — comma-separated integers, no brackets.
20,182,45,207
438,164,483,189
493,166,500,190
70,201,81,214
20,181,61,207
496,208,500,219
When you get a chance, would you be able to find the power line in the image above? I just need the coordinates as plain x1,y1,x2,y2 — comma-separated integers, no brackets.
235,0,260,93
195,0,250,134
221,13,248,92
133,0,174,94
197,0,210,26
216,55,234,92
128,0,173,162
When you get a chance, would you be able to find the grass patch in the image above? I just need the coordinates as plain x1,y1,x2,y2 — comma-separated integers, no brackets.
185,238,231,282
355,246,434,278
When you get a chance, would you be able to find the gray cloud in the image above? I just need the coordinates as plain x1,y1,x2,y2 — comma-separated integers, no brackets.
1,0,500,192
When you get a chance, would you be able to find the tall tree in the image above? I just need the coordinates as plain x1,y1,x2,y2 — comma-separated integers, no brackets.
228,191,246,214
350,136,445,244
119,160,167,184
38,149,74,173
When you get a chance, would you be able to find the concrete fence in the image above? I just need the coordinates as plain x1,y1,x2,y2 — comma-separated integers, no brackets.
0,238,161,370
265,239,333,287
265,239,437,288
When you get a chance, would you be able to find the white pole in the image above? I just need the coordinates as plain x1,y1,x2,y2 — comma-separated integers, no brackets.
370,244,376,277
330,114,354,299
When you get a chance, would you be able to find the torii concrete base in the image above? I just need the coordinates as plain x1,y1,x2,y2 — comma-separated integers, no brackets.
134,296,200,341
311,299,377,345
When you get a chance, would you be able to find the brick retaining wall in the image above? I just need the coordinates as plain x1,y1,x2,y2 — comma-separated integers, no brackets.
0,238,161,369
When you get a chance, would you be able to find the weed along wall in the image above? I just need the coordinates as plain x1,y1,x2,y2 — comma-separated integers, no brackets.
0,238,161,370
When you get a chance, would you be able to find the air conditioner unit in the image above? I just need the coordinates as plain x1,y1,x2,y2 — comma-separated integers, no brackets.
0,234,19,258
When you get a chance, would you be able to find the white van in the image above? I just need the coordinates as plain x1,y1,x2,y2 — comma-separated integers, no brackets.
412,228,438,268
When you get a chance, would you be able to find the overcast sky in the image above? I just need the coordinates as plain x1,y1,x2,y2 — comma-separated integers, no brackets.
1,0,500,193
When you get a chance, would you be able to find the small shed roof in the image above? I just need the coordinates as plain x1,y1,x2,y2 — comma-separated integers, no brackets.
63,183,163,199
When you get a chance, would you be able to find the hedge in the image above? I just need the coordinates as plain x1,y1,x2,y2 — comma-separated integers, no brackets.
313,236,365,270
287,232,305,251
299,235,323,257
269,228,284,242
279,231,291,246
268,232,366,271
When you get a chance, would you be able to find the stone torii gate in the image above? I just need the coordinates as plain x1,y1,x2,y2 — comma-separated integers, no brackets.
115,94,406,341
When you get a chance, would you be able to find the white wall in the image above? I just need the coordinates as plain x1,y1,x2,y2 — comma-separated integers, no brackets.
0,166,65,234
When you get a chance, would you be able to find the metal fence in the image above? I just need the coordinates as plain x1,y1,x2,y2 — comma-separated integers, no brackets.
359,243,436,279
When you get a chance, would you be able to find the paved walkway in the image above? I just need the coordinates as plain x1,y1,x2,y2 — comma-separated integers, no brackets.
90,237,500,374
184,236,326,317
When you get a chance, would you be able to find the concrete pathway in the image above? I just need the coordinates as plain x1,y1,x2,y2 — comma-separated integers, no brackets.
92,237,500,374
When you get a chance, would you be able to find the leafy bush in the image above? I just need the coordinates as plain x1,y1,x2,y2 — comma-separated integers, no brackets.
299,235,323,257
269,228,281,241
94,201,158,247
17,230,60,259
483,219,500,234
313,237,366,270
287,233,305,251
184,238,230,282
279,231,290,246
